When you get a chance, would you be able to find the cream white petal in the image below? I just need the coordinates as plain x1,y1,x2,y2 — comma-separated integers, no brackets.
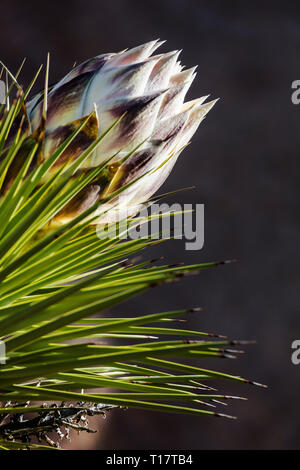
146,51,180,92
148,39,166,55
181,95,210,112
82,60,158,114
170,66,197,87
106,40,160,67
172,60,183,75
179,99,219,147
158,80,194,120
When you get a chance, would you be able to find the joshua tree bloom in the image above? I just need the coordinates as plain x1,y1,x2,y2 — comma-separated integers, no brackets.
27,40,217,223
0,42,257,449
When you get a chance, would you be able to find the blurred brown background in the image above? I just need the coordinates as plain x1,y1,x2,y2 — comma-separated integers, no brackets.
1,0,299,450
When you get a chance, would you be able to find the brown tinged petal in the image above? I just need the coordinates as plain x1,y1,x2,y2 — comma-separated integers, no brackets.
26,55,114,118
52,183,100,225
152,108,191,142
30,72,93,132
41,112,99,172
52,54,114,90
100,137,183,216
102,145,162,197
93,90,167,164
124,150,179,208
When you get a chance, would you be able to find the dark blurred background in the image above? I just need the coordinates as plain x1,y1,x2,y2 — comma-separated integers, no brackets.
1,0,299,450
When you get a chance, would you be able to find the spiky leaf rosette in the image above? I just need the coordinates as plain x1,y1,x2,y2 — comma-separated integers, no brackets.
0,44,264,450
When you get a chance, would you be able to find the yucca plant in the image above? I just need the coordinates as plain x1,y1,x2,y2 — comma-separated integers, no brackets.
0,41,264,450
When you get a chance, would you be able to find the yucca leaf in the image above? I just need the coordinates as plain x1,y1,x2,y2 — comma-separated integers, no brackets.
0,58,264,450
